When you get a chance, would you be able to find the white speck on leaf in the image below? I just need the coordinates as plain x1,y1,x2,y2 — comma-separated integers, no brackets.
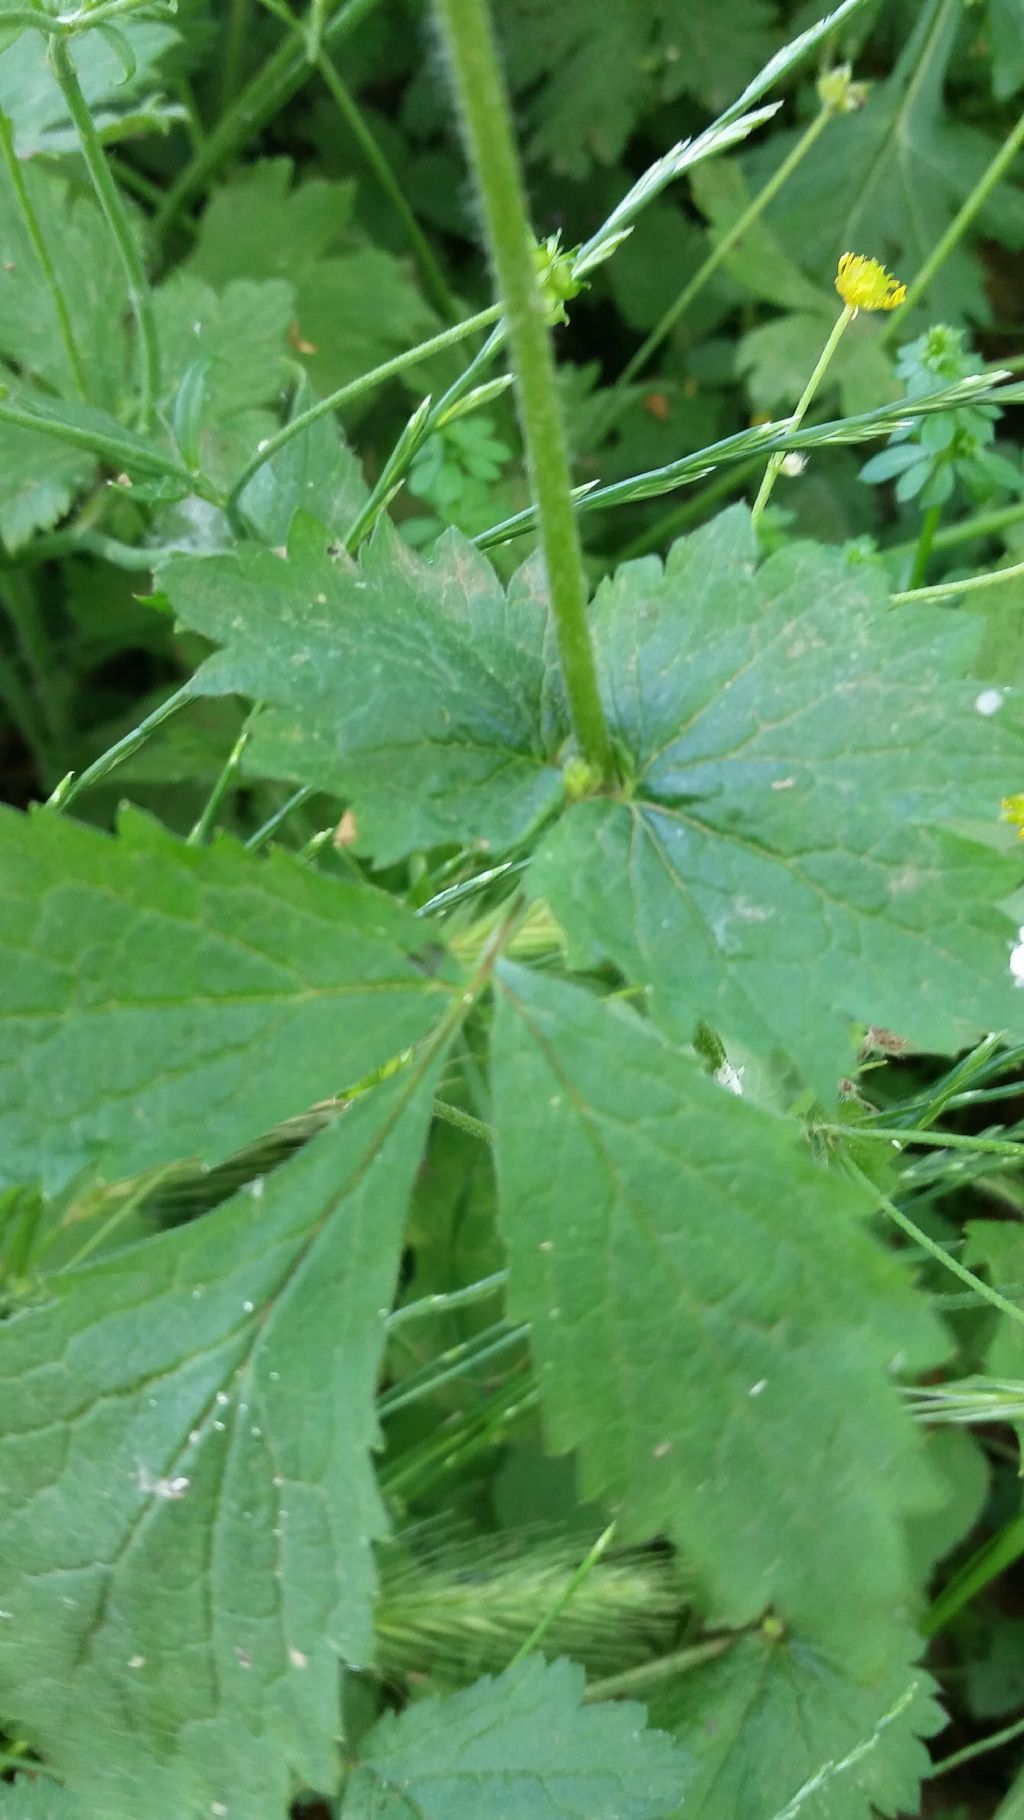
1011,927,1024,986
289,1647,308,1669
975,688,1004,716
715,1062,744,1097
243,1300,255,1313
748,1379,768,1397
128,1655,145,1669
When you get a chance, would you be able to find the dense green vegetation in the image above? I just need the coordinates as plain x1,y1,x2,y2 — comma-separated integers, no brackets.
1,0,1024,1814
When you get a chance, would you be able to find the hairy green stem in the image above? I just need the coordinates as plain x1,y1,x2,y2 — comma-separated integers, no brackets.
751,304,854,523
46,680,194,813
0,113,88,402
883,106,1024,342
584,1636,734,1701
227,304,501,528
48,36,160,429
819,1122,1024,1160
614,104,834,408
388,1271,509,1329
928,1711,1024,1780
436,0,613,780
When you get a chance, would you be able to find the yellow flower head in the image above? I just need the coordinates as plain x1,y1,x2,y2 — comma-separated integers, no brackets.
1002,793,1024,837
835,252,906,312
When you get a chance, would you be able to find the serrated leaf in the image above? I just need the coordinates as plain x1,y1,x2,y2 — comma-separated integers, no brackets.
153,274,295,486
0,405,95,551
183,160,435,406
498,0,776,177
491,964,945,1667
0,23,177,154
0,164,130,407
238,387,368,547
339,1655,685,1820
0,1065,440,1820
650,1628,942,1820
529,506,1024,1090
0,806,458,1194
163,520,568,865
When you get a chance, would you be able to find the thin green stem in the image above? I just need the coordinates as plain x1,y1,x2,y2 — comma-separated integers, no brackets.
615,104,833,406
0,396,207,494
928,1711,1024,1780
818,1123,1024,1160
378,1321,529,1418
48,35,160,429
226,305,501,528
908,502,941,589
217,0,251,114
916,498,1024,556
584,1637,734,1702
508,1523,617,1668
882,106,1024,343
46,680,193,813
0,113,88,402
244,784,315,852
187,711,257,844
314,49,460,322
154,0,384,242
922,1510,1024,1636
436,0,613,780
388,1270,509,1329
845,1156,1024,1332
751,303,854,523
892,556,1024,604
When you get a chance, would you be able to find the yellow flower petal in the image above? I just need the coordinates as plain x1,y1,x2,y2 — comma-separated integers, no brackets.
835,252,906,312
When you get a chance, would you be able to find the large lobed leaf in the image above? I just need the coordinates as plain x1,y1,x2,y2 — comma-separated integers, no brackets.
652,1627,943,1820
168,503,1024,1090
531,506,1024,1090
164,518,568,865
340,1655,685,1820
491,965,946,1670
0,806,458,1194
0,1066,440,1820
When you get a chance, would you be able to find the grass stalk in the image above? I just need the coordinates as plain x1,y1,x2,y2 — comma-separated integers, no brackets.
0,113,89,402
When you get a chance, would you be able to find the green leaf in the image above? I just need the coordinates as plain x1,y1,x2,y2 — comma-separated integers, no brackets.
0,23,177,154
491,964,945,1667
0,1065,439,1819
0,806,458,1194
498,0,776,177
339,1655,685,1820
163,520,568,866
529,506,1024,1090
0,403,94,552
0,164,129,407
689,159,826,313
745,0,1024,322
650,1628,943,1820
990,0,1024,99
153,274,295,487
183,160,435,406
238,386,368,547
0,1784,82,1819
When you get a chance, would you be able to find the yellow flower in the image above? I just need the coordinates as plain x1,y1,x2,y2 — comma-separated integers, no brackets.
835,252,906,312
